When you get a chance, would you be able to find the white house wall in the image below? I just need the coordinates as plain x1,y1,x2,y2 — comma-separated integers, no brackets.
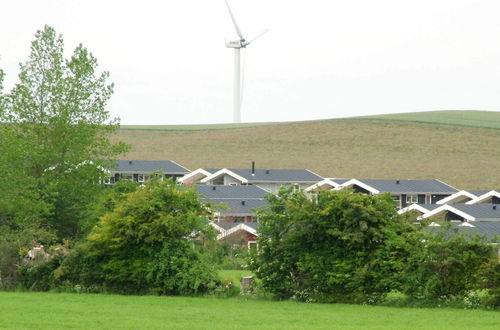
223,174,242,186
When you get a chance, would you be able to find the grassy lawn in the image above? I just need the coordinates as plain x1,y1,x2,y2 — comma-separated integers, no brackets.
113,111,500,189
0,292,498,329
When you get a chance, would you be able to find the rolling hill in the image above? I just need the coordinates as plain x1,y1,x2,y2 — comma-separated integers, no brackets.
114,111,500,189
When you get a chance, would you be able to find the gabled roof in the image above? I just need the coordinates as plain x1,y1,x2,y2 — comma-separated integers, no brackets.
437,190,479,205
339,179,380,194
216,222,259,240
201,198,267,216
468,190,492,197
200,168,323,184
398,204,441,215
196,185,268,199
466,190,500,205
111,160,189,174
305,178,346,192
178,168,220,184
423,204,500,222
341,179,457,195
201,168,249,184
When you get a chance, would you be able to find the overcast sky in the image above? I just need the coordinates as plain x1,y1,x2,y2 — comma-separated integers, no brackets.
1,0,499,125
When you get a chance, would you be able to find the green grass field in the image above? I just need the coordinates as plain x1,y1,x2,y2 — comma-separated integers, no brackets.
358,110,500,130
0,292,498,329
120,122,279,131
113,111,500,189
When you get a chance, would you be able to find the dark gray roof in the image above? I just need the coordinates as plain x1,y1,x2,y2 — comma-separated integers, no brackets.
196,185,268,199
454,222,500,241
467,190,492,197
112,160,189,174
211,221,235,230
330,178,350,185
228,168,323,183
357,179,458,194
428,222,500,242
203,168,221,174
245,222,260,230
201,198,267,215
450,204,500,221
415,204,442,211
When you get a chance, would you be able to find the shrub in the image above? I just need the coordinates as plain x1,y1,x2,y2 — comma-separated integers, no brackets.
60,177,218,295
400,227,496,300
249,188,415,303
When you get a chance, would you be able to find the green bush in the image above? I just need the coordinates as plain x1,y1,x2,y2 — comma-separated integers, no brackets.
59,177,219,295
17,254,63,291
249,188,415,303
400,228,496,300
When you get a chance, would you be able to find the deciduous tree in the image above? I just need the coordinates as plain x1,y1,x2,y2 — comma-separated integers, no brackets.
1,25,128,238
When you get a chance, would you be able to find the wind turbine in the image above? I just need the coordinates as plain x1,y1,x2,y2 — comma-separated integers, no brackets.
224,0,267,123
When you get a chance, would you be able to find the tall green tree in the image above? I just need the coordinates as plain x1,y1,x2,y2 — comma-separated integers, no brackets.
1,25,128,238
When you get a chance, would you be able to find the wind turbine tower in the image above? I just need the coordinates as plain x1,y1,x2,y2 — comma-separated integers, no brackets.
224,0,267,123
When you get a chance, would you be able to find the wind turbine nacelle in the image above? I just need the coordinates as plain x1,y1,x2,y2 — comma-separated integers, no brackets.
225,39,247,48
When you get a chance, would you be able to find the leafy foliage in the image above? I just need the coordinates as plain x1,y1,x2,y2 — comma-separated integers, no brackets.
400,227,497,300
249,188,413,303
0,25,128,239
60,178,219,295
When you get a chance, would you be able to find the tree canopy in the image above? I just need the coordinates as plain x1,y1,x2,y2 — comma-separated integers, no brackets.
0,25,128,238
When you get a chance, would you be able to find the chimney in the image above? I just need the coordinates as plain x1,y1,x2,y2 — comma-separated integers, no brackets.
265,170,270,174
129,160,133,165
251,161,255,176
396,180,400,184
212,186,216,191
241,200,246,205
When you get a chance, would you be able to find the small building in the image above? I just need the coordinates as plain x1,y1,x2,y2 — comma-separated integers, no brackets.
427,221,500,244
466,190,500,205
107,160,190,184
211,222,259,249
421,204,500,222
398,203,442,216
336,178,458,209
436,190,491,205
304,178,349,193
196,185,268,223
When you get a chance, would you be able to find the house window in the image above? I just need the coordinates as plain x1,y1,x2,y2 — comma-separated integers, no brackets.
137,174,149,183
248,241,257,250
425,195,431,204
232,216,245,223
406,195,418,205
392,195,401,209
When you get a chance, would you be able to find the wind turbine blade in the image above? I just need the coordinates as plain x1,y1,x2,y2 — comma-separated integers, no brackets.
247,29,268,44
225,0,244,40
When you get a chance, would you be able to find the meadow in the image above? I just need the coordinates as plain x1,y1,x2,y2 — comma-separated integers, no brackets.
114,110,500,189
0,291,499,329
359,110,500,130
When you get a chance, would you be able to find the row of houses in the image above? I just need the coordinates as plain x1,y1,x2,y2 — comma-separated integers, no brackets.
107,160,500,248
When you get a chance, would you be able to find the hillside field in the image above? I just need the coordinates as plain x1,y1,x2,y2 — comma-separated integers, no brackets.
114,111,500,189
1,292,499,329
